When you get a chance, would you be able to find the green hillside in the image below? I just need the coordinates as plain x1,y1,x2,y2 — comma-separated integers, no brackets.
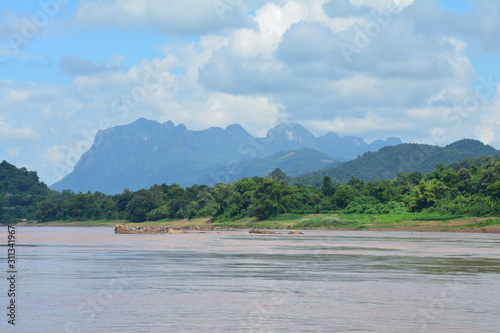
240,148,340,178
196,148,341,184
0,160,50,222
296,139,500,187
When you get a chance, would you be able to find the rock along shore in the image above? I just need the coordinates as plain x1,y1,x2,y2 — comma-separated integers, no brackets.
114,225,184,234
114,225,303,235
114,224,236,234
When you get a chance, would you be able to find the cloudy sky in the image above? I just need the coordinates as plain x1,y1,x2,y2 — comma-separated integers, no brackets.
1,0,500,185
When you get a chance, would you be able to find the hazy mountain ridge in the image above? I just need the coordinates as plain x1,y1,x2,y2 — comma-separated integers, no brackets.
195,148,342,185
51,118,401,194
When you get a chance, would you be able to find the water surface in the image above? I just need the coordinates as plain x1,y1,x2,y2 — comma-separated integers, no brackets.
1,227,499,332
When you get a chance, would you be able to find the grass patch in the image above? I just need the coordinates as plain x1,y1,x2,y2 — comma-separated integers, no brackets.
339,213,417,224
294,215,358,229
245,221,290,229
267,213,305,222
23,213,500,233
411,214,465,221
461,218,500,229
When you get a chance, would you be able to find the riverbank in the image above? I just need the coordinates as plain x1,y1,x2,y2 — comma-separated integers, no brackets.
11,213,500,233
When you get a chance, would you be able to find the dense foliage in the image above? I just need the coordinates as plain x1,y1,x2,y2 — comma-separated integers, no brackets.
1,158,500,224
0,161,50,222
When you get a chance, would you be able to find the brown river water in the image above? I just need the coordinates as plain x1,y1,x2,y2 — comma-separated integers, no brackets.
1,227,499,332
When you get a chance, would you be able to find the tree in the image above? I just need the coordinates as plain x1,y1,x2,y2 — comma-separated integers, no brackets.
126,190,157,222
456,168,472,193
410,179,449,211
397,172,424,185
251,196,284,220
183,201,200,219
35,200,57,222
347,177,364,191
211,183,234,217
479,161,500,192
266,168,290,183
250,178,286,220
367,180,397,203
67,192,92,219
333,184,357,209
486,181,500,198
321,176,334,196
115,188,133,212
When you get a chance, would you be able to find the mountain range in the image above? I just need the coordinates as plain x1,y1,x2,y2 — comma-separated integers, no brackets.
50,118,401,194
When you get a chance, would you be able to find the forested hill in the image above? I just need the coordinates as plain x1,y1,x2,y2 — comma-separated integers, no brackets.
0,160,50,222
0,160,48,195
295,139,500,187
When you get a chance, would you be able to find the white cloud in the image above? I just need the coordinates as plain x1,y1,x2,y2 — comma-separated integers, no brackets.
302,112,411,135
0,121,40,141
231,1,307,58
157,93,286,137
43,144,68,164
7,146,21,157
476,83,500,147
197,0,482,140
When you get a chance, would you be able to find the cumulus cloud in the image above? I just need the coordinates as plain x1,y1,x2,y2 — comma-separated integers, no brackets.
157,93,287,137
230,1,307,58
277,21,339,62
196,0,481,141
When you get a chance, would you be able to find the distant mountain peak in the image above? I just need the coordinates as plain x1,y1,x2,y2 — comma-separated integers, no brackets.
446,138,486,148
225,123,245,133
445,139,499,155
267,122,315,143
226,123,243,130
132,117,157,125
176,123,187,131
163,120,175,129
225,124,251,138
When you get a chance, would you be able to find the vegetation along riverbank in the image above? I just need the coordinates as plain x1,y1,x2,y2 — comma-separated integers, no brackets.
2,155,500,233
16,214,500,233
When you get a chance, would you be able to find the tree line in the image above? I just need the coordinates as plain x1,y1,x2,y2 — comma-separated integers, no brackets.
1,158,500,223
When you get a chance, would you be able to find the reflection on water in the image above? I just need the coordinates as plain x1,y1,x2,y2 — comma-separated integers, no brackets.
1,227,499,332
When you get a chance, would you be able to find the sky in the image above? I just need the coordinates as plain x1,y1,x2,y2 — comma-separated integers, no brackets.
1,0,500,186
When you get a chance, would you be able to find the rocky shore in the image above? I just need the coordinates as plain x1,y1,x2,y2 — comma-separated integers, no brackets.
114,225,304,235
249,229,303,234
114,225,181,234
114,224,237,234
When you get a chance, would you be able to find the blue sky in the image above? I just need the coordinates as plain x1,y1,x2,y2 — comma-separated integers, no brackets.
1,0,500,185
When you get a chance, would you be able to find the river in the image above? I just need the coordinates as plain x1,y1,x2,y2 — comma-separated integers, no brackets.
1,227,499,332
